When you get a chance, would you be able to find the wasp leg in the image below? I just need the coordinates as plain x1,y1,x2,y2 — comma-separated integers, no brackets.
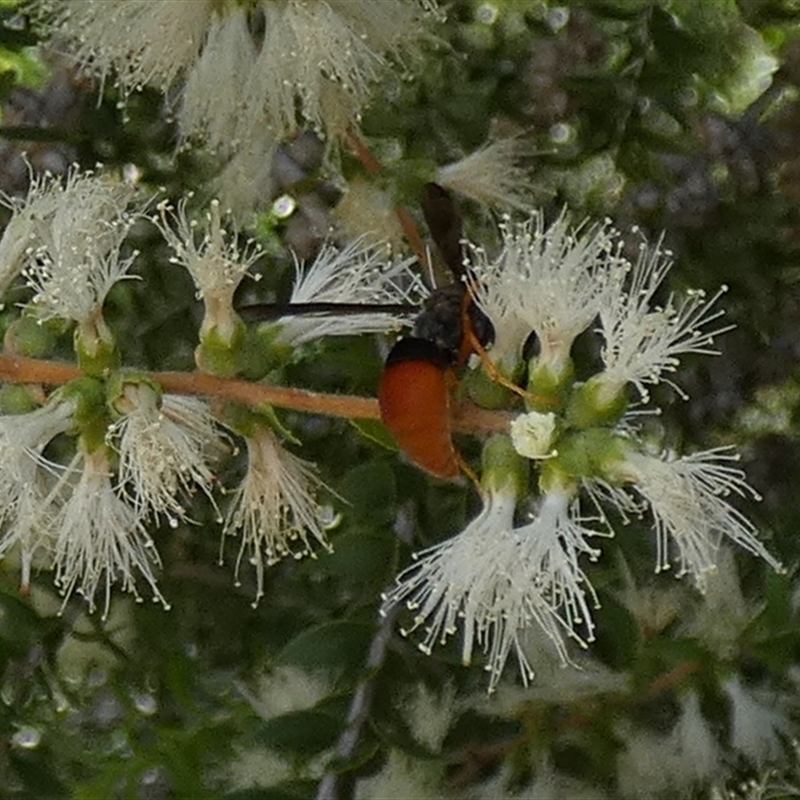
464,326,560,410
456,452,484,498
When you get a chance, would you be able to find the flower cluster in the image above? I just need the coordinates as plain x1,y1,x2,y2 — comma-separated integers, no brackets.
32,0,435,147
382,212,782,691
0,173,417,615
0,166,780,693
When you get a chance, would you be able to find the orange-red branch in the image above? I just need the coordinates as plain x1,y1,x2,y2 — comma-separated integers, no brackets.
0,354,81,385
153,369,378,419
0,354,513,435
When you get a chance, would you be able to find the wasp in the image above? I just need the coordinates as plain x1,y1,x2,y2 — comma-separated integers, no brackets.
239,183,494,480
378,183,493,478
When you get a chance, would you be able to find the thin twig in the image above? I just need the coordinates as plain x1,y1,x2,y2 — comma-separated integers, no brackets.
315,603,400,800
345,130,431,273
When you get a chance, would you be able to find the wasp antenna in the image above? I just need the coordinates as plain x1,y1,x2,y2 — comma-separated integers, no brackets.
420,182,465,282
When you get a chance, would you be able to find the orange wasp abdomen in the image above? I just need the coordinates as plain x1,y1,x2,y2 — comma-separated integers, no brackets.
378,337,460,480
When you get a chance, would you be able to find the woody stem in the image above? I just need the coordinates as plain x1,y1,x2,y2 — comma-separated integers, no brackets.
0,353,514,435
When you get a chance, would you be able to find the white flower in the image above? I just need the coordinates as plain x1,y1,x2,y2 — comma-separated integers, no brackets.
382,487,521,679
616,691,720,798
353,749,446,800
436,138,535,210
0,399,75,499
606,448,781,590
106,384,226,525
723,675,790,766
684,547,751,659
246,0,433,138
0,172,63,297
382,488,599,692
36,0,434,146
159,198,260,301
25,239,137,325
223,427,332,604
177,8,258,150
0,399,77,589
2,170,139,321
403,683,455,752
471,757,611,800
273,239,420,346
614,557,684,640
51,447,167,618
33,0,214,98
212,126,278,222
510,411,557,459
468,212,624,371
226,666,333,790
513,491,601,647
596,235,730,403
157,199,262,341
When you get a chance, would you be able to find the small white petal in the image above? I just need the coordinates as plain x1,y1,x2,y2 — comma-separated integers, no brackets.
510,411,557,459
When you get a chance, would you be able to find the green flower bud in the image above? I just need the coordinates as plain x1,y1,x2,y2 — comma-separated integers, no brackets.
195,318,246,377
4,316,57,359
481,433,529,499
106,371,163,418
60,376,110,452
0,384,41,415
527,356,575,412
565,373,629,429
75,312,120,378
548,427,629,482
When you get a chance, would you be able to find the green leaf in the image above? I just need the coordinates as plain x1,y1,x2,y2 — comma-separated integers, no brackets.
0,591,50,656
276,620,373,674
317,529,395,586
590,0,652,19
222,780,320,800
349,418,398,453
337,461,397,527
255,709,340,755
10,750,68,799
590,589,639,670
